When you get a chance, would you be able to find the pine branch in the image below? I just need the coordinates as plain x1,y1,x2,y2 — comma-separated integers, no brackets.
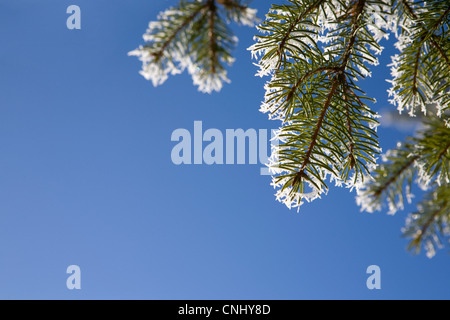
340,0,366,69
219,0,259,26
358,115,450,216
430,36,450,67
437,142,450,161
343,84,356,169
411,45,422,95
404,185,450,257
429,5,450,32
292,0,367,186
389,0,450,116
413,206,444,247
208,0,218,74
401,1,449,66
217,0,248,11
250,0,449,255
130,0,257,93
275,0,326,70
292,77,340,186
280,66,339,117
153,3,208,62
254,0,383,209
400,0,417,19
373,155,418,198
249,0,330,77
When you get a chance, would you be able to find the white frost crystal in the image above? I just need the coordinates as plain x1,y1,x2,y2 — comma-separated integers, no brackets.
130,2,258,93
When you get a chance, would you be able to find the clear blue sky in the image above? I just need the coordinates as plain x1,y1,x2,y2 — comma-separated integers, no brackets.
0,0,448,300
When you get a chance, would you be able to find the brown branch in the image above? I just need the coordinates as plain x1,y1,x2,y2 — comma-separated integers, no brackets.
302,78,340,169
208,0,217,74
292,77,340,186
412,45,422,94
153,3,208,61
401,0,450,68
437,141,450,161
340,0,366,70
276,0,326,71
285,67,339,102
430,6,450,32
373,155,419,197
343,84,355,169
401,0,418,19
347,86,365,109
291,0,366,185
272,67,339,120
217,0,248,11
430,36,450,68
412,202,447,247
422,6,450,67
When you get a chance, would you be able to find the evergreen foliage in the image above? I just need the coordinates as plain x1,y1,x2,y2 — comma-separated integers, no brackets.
130,0,450,257
129,0,258,93
250,0,449,258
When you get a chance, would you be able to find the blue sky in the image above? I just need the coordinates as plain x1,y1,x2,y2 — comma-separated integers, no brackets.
0,0,448,300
